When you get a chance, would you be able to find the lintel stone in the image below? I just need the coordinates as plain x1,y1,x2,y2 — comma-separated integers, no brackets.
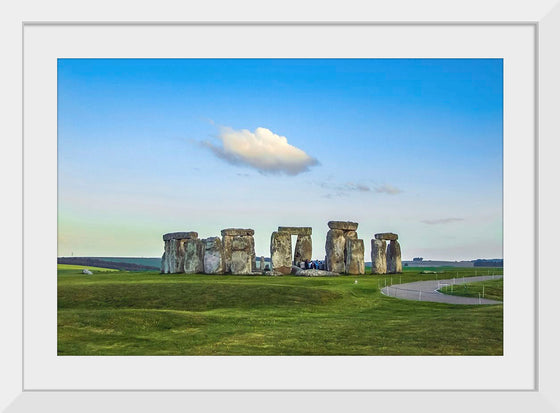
163,231,198,241
278,226,312,236
375,232,398,241
221,228,255,236
327,221,358,231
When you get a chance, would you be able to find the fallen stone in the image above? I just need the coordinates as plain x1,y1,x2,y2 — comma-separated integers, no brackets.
221,228,255,236
163,231,198,241
386,240,402,274
293,268,339,277
327,221,359,231
82,269,93,275
203,237,223,274
371,239,387,274
294,234,312,265
278,226,312,236
345,238,365,275
375,232,398,241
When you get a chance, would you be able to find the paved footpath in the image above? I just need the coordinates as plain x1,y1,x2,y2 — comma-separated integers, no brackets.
380,275,503,305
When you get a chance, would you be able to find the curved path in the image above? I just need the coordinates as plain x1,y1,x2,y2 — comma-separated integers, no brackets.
380,275,503,305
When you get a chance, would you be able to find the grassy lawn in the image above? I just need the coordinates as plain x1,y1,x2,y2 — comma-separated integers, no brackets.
58,266,503,356
438,278,503,301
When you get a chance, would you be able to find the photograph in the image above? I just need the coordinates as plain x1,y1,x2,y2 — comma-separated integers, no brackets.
56,57,504,356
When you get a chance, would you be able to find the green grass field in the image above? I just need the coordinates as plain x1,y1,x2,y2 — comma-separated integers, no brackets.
438,278,504,301
57,266,503,356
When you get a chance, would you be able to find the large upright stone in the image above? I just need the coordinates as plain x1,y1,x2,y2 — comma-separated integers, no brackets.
345,238,365,275
325,229,346,273
222,235,233,273
371,239,387,274
230,249,252,274
270,231,292,274
278,227,312,236
184,238,204,274
294,234,312,266
375,233,398,241
328,221,359,231
386,240,402,274
203,237,223,274
161,238,186,274
260,256,265,271
221,229,255,275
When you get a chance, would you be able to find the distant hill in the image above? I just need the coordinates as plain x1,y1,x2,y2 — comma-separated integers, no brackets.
58,257,160,271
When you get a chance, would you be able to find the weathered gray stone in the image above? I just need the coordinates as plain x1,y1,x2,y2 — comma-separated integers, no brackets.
222,235,233,273
345,238,365,275
260,256,265,271
294,234,312,265
231,250,252,274
327,221,359,231
82,269,93,275
203,237,223,274
221,228,255,237
232,236,251,251
325,229,346,273
184,238,204,274
161,238,186,274
163,231,198,241
278,226,312,236
375,232,398,241
293,268,339,277
345,230,358,240
386,240,402,274
371,239,387,274
270,231,292,275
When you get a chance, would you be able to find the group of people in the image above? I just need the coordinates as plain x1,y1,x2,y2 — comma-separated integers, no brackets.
300,259,323,270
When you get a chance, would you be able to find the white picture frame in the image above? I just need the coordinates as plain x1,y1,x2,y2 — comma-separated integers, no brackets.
4,0,560,410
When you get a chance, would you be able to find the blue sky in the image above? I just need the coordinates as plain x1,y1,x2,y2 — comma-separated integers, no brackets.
57,58,503,261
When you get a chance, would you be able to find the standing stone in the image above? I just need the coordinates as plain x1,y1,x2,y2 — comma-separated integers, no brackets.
270,231,292,274
161,238,184,274
184,238,204,274
294,234,312,266
371,239,387,274
203,237,223,274
345,238,365,275
230,249,252,274
386,240,402,274
222,235,233,273
260,256,265,271
221,229,255,274
325,229,346,273
161,232,199,274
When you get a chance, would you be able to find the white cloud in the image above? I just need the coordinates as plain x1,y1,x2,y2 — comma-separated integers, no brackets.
201,126,319,175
